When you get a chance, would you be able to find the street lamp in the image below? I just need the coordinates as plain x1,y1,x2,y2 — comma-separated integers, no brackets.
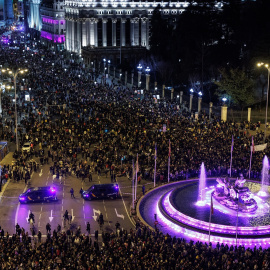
257,62,270,142
198,91,203,113
189,88,194,112
108,60,111,76
222,97,227,104
1,68,28,151
145,66,151,91
137,64,142,88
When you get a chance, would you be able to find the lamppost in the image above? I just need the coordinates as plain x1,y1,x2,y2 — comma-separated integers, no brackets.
145,66,150,91
0,83,7,115
198,91,202,113
137,63,142,88
257,62,270,142
1,68,28,151
108,60,111,76
221,97,228,122
189,88,194,112
103,58,106,74
222,97,227,104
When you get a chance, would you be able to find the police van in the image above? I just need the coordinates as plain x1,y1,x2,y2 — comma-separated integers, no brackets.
19,186,57,203
82,183,120,200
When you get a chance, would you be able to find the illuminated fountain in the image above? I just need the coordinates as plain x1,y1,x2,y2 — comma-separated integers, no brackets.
258,155,269,197
196,162,206,206
139,157,270,248
214,176,257,213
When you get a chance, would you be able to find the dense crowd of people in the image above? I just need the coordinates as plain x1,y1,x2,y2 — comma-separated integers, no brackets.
0,222,269,269
0,29,269,268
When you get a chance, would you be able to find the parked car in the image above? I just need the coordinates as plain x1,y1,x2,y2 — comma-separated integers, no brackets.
22,142,31,152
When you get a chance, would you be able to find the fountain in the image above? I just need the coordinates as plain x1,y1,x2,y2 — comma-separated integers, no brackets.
196,162,206,206
258,155,269,197
139,156,270,248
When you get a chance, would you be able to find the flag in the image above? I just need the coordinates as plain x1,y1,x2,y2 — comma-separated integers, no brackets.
231,135,234,153
154,143,157,160
250,143,267,152
168,140,171,157
136,154,139,173
211,195,214,215
252,136,255,154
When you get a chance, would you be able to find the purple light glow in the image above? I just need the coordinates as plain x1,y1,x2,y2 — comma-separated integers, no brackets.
259,155,269,196
138,180,270,248
41,31,65,43
50,187,56,193
161,189,270,237
197,162,206,206
157,202,270,248
42,18,65,25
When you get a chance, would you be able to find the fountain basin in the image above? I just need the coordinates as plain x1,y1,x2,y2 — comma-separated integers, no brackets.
158,180,270,239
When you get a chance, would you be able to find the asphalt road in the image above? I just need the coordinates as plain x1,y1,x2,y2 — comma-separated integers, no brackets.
0,157,144,239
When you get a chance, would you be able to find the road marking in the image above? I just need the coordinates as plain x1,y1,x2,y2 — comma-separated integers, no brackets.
39,213,41,219
39,169,43,177
118,183,135,227
92,209,100,221
49,210,54,222
71,209,75,221
26,210,30,222
115,208,124,219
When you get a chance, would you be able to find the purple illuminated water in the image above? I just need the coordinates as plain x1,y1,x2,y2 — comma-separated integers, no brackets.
258,155,269,197
197,162,206,205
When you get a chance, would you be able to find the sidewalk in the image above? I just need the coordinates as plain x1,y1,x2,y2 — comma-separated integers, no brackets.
0,151,16,201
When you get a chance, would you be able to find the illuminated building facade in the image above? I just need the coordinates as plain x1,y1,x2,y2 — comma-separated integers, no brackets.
65,1,189,55
27,0,42,30
40,0,65,50
0,0,14,25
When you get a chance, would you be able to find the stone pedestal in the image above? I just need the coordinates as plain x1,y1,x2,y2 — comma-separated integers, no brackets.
146,74,150,91
162,85,165,98
180,91,183,104
189,94,193,112
248,107,251,122
198,97,202,113
221,105,228,122
209,102,213,120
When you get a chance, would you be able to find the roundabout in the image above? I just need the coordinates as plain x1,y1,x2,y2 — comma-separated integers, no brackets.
138,178,270,248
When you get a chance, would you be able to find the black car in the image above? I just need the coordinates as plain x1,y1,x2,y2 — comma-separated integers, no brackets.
83,184,120,200
19,186,57,203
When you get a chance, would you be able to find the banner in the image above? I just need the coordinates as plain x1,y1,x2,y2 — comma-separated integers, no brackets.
250,143,267,152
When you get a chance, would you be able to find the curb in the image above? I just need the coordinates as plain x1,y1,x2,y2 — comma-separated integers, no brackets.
0,179,10,202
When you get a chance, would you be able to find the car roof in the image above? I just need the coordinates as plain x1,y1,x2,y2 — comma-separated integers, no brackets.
26,186,52,192
91,184,118,188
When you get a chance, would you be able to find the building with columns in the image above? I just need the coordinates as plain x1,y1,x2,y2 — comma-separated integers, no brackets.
64,1,191,65
40,0,65,50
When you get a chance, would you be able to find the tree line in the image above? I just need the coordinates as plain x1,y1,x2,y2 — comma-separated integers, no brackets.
148,0,270,108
